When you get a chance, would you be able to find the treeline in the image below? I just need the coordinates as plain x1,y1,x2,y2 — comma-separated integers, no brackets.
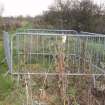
0,0,105,34
0,17,22,31
41,0,105,33
0,16,33,31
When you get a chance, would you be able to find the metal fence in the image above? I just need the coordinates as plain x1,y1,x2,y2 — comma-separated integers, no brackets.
3,31,12,73
10,29,105,75
3,29,105,105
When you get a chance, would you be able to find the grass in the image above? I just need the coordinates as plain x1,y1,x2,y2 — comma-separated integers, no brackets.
0,41,4,61
0,42,24,105
0,75,14,100
0,35,16,104
0,24,36,104
0,44,14,103
0,40,7,73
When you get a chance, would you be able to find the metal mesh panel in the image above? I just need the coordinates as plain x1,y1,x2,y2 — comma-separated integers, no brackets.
11,30,105,74
5,29,105,105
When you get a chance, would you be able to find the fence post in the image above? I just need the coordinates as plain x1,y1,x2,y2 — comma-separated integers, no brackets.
3,31,12,73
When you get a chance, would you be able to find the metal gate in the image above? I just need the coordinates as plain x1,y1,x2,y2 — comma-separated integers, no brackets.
9,29,105,75
3,29,105,105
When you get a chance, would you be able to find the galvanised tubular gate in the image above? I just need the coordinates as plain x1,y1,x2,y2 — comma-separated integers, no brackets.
3,29,105,105
6,29,105,75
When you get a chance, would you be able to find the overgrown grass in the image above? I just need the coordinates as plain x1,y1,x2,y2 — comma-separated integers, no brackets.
0,35,14,104
0,75,14,100
0,40,8,73
0,24,35,104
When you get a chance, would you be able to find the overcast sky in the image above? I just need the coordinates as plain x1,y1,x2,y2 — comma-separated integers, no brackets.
0,0,104,17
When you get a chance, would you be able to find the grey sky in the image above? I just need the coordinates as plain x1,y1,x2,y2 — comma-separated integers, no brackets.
0,0,104,17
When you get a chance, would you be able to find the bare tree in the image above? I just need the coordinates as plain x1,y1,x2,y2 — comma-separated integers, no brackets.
43,0,105,33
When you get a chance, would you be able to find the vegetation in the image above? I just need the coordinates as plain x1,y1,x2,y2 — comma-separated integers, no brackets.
0,0,105,105
43,0,105,33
